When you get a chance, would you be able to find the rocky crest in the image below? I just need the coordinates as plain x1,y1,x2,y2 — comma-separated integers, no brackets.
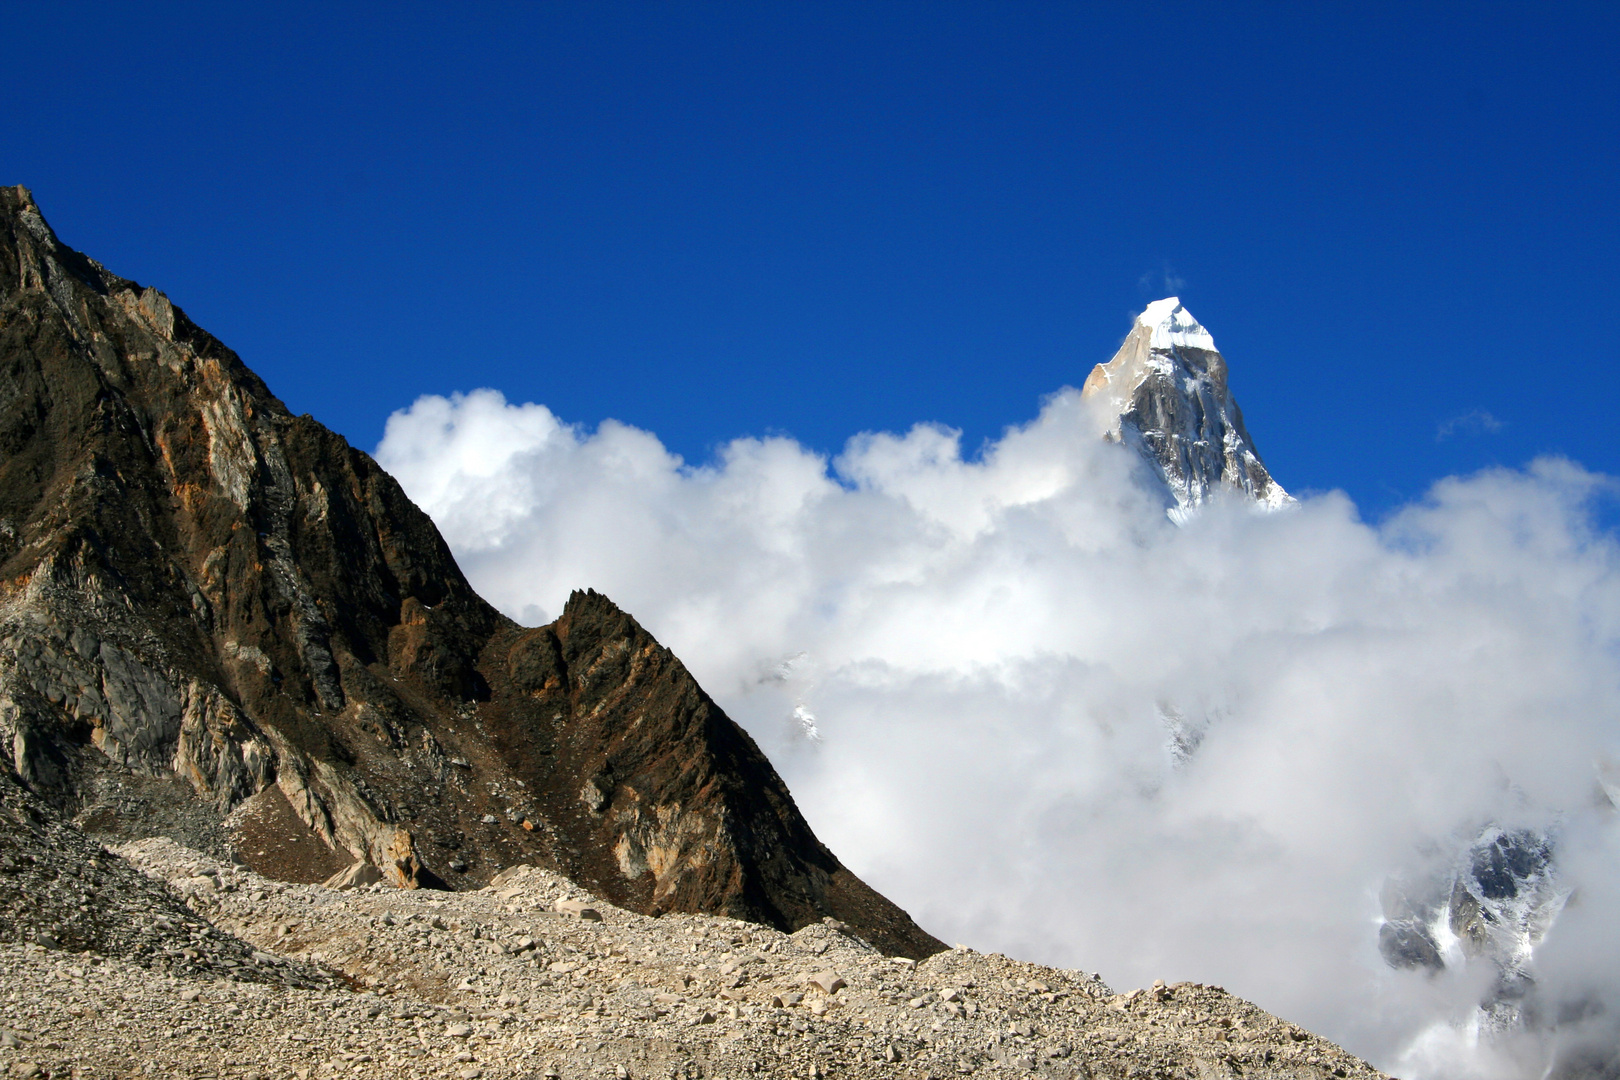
0,186,941,958
1083,298,1289,515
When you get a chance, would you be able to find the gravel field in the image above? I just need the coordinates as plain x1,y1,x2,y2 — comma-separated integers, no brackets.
0,838,1382,1080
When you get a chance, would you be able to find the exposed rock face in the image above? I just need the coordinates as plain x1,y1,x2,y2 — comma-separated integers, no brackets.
0,186,942,958
1380,828,1564,978
1083,298,1289,516
1379,825,1570,1036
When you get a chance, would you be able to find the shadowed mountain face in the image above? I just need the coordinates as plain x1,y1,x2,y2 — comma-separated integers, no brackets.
0,186,943,959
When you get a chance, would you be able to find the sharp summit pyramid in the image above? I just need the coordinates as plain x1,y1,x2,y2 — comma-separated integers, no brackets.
1083,298,1289,516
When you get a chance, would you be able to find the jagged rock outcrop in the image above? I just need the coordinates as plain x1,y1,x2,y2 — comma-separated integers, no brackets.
0,186,943,958
1083,298,1289,516
1379,827,1565,981
1379,824,1573,1045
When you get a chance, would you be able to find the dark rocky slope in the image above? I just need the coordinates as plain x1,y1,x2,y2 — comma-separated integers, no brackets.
0,185,942,959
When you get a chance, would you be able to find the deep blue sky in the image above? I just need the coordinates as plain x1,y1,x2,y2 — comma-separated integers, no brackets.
8,3,1618,518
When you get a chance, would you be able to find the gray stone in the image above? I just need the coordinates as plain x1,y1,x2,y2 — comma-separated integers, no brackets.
554,899,602,921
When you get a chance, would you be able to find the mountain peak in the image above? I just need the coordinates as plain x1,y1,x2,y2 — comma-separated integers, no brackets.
1084,299,1289,515
4,185,40,215
1136,296,1218,353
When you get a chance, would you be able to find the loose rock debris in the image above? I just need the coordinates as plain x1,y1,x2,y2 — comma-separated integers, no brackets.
0,837,1383,1080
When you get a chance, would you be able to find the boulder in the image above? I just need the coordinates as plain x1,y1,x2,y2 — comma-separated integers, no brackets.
322,862,385,891
553,899,603,921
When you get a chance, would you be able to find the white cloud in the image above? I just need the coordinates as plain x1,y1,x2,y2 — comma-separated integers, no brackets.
378,387,1620,1078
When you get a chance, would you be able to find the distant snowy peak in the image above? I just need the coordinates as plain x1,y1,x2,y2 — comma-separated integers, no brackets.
1082,297,1290,515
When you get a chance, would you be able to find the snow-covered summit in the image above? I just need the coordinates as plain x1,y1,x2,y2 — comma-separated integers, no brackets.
1137,296,1218,353
1083,298,1289,515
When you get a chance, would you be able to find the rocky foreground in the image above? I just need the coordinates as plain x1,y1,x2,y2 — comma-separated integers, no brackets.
0,836,1383,1080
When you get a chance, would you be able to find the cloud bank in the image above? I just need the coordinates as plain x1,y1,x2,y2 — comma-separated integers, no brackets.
377,386,1620,1078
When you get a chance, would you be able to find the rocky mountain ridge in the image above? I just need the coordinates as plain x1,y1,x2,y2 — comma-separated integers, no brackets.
0,184,938,958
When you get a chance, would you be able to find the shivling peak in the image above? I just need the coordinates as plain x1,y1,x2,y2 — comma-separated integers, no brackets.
1083,297,1289,515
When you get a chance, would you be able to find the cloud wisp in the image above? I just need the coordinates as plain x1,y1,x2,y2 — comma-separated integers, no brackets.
1138,264,1188,298
1436,409,1506,441
378,386,1620,1078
